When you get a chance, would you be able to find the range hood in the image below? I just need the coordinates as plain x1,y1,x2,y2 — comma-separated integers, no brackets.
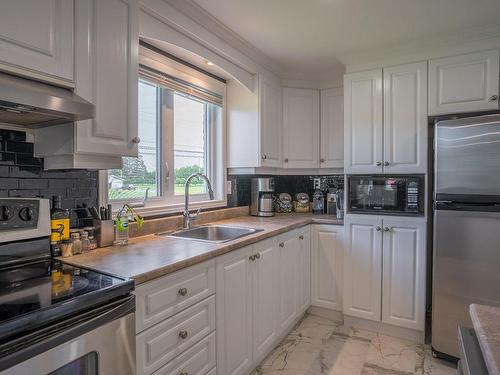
0,72,95,127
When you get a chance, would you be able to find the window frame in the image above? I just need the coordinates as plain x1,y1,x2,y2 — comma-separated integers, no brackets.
101,47,227,217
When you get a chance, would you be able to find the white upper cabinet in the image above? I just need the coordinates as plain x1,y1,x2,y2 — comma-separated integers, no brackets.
227,75,282,169
343,215,383,322
429,49,500,115
0,0,74,85
74,0,139,157
311,224,343,312
260,77,283,167
320,88,344,168
344,69,383,174
283,88,320,168
216,246,254,375
382,219,426,331
383,62,428,173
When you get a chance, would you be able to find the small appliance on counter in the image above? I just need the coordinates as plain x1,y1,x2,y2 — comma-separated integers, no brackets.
250,177,275,217
0,198,135,374
312,190,324,214
326,190,337,216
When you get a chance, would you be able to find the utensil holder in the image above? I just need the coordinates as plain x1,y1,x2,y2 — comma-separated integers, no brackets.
94,219,114,248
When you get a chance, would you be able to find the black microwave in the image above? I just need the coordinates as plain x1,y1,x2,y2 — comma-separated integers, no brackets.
347,175,425,216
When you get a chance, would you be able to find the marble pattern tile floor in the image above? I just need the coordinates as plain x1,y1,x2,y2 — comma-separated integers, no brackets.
254,314,457,375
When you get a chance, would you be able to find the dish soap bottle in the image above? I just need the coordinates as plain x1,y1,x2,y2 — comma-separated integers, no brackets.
50,195,70,256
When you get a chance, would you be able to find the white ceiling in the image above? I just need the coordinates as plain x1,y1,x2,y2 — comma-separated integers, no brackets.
193,0,500,79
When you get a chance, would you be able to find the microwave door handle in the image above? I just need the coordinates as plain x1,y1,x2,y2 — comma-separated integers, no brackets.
0,295,135,372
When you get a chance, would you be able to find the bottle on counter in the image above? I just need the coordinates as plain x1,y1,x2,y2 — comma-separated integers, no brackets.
61,239,73,258
71,232,82,255
50,196,70,255
88,229,97,250
81,231,90,253
312,190,325,214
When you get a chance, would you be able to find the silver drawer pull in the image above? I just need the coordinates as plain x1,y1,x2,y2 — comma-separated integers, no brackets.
489,94,498,102
383,227,390,232
299,235,304,240
254,253,261,259
376,226,382,232
178,287,188,296
279,242,285,248
249,254,255,261
179,330,188,339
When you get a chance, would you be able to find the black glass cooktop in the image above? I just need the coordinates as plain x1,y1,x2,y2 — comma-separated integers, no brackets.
0,259,134,342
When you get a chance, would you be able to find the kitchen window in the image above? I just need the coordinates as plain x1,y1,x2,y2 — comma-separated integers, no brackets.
106,48,226,215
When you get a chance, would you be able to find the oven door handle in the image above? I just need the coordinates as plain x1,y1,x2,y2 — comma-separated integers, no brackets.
0,295,135,372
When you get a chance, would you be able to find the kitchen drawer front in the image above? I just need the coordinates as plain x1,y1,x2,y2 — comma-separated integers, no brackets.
137,295,216,375
152,332,216,375
135,260,215,332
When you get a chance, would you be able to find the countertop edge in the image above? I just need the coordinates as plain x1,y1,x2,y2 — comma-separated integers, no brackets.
470,304,500,375
61,215,343,285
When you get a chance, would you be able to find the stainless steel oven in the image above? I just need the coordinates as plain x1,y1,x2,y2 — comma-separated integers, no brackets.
1,296,135,375
347,175,425,216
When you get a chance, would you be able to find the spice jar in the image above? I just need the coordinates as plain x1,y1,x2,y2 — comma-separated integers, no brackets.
71,232,82,255
61,239,73,258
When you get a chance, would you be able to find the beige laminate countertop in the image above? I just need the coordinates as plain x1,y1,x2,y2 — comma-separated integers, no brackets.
470,304,500,375
61,214,342,285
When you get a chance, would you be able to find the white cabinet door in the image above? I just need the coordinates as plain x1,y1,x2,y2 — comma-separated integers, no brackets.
320,88,344,168
260,77,282,167
343,215,383,321
381,219,426,331
344,69,383,174
277,233,300,330
216,246,253,375
283,88,320,168
311,225,343,311
429,49,500,115
296,227,311,314
252,238,280,361
74,0,139,157
0,0,74,84
383,62,428,174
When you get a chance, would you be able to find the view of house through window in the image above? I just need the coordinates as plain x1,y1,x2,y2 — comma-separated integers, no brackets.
108,76,221,205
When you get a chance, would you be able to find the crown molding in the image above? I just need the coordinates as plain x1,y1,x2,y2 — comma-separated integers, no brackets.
163,0,284,77
342,22,500,72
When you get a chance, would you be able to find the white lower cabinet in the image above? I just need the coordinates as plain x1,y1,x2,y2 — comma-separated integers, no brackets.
216,246,254,375
252,238,280,360
344,215,426,331
311,225,343,311
216,227,311,375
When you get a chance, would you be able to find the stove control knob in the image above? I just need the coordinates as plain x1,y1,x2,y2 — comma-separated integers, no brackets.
0,206,12,221
18,207,34,222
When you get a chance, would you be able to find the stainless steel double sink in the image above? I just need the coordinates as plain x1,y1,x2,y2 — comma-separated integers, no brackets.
157,225,263,243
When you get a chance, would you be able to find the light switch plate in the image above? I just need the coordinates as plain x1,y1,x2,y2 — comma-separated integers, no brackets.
226,180,232,194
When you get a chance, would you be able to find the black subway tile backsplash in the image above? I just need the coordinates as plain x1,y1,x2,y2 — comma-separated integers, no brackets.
0,129,98,226
227,174,344,207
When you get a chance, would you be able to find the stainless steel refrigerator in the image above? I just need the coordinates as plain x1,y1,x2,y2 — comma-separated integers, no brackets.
432,114,500,358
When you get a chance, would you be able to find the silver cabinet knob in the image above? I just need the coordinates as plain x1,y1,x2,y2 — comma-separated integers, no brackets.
254,253,261,259
489,94,499,102
376,161,382,166
284,158,289,163
178,330,188,339
178,287,188,296
249,254,255,261
131,136,141,144
299,235,304,240
376,226,382,231
262,154,267,160
383,227,390,232
279,242,285,248
384,161,390,166
320,158,325,163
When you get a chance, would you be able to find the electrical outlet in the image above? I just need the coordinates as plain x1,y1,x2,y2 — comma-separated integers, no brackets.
313,178,321,189
226,180,232,194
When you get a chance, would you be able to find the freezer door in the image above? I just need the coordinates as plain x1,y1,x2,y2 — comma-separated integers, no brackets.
432,209,500,357
435,114,500,196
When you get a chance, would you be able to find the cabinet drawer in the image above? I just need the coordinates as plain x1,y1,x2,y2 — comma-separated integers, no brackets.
135,260,215,332
152,332,216,375
137,295,216,375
